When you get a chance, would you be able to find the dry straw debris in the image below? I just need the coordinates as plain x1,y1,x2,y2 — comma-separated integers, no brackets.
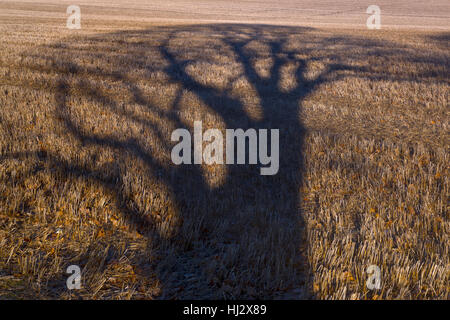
0,1,448,299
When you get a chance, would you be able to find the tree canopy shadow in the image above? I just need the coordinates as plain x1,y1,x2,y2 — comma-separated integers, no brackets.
58,24,316,299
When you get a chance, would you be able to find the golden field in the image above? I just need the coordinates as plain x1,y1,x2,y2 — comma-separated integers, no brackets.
0,1,448,299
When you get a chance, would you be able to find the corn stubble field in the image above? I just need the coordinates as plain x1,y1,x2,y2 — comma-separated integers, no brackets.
0,1,449,299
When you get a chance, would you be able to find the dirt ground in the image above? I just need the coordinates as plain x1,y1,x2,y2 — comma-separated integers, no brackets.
0,0,449,30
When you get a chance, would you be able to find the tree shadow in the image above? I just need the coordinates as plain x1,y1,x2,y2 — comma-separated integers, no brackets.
7,23,447,299
55,24,318,299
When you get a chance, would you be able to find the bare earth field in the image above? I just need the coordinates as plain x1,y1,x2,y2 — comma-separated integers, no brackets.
0,1,448,299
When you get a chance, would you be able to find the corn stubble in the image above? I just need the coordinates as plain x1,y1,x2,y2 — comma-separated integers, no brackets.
0,16,448,299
